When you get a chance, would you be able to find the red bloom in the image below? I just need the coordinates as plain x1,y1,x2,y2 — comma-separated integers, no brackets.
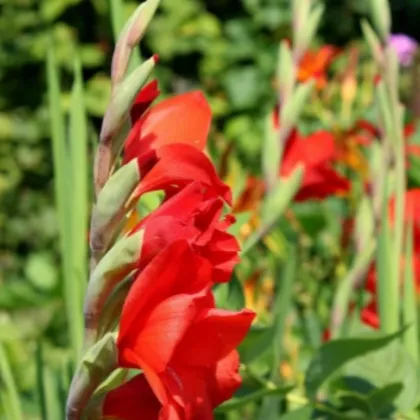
103,241,255,419
130,181,239,282
130,143,232,205
280,129,350,201
124,88,212,167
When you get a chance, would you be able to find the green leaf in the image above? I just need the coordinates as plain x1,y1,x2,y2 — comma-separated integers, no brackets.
336,391,372,416
84,231,144,346
370,0,390,43
228,211,252,237
25,253,58,291
223,66,261,110
242,165,303,256
240,325,275,364
213,275,245,311
66,333,118,419
377,178,399,334
277,41,294,101
90,159,140,258
0,344,23,420
215,386,293,413
279,406,312,420
343,339,420,412
361,20,383,64
47,42,83,360
402,220,419,365
368,383,403,416
69,55,89,306
304,328,406,398
281,81,314,129
263,111,281,190
258,249,297,419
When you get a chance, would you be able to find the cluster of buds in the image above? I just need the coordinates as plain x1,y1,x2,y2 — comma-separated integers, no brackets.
65,1,255,418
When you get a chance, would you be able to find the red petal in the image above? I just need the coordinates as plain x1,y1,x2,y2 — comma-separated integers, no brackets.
130,80,160,123
173,308,255,366
208,350,242,406
103,374,161,420
197,229,240,283
124,91,211,164
361,298,380,329
118,242,213,363
119,294,200,372
161,352,241,418
133,181,217,233
281,130,337,176
161,367,213,420
133,144,232,205
389,189,420,226
294,166,350,201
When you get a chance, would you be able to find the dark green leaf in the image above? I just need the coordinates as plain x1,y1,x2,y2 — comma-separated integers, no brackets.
343,340,420,412
280,406,312,419
304,329,406,398
215,386,293,413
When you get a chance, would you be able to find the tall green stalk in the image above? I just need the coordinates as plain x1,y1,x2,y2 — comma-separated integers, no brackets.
0,345,23,420
47,45,84,360
69,56,89,305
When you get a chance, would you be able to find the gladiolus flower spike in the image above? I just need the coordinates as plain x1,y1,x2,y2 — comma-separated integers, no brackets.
65,3,255,419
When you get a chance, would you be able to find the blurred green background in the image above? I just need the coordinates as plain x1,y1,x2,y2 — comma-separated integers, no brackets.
2,0,420,416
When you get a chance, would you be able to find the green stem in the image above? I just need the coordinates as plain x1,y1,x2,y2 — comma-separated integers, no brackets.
0,344,23,420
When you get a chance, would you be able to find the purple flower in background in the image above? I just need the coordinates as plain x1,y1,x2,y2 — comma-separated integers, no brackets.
389,34,418,67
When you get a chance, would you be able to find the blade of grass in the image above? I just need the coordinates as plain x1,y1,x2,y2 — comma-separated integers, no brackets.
47,44,83,360
330,238,376,338
109,0,141,69
258,247,297,419
36,342,62,420
69,55,89,306
0,344,23,420
402,220,419,365
36,342,47,420
43,367,62,420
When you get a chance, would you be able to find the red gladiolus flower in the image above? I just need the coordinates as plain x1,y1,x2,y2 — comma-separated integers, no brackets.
124,88,212,167
130,181,239,283
131,143,232,205
103,241,255,419
280,129,351,201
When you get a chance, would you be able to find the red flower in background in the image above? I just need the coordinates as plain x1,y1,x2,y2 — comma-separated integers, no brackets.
280,129,351,201
362,189,420,329
297,45,338,89
124,83,212,168
103,242,255,419
130,181,239,283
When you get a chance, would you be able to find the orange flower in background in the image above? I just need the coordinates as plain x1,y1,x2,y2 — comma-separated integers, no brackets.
333,124,372,180
297,45,338,89
232,176,265,214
